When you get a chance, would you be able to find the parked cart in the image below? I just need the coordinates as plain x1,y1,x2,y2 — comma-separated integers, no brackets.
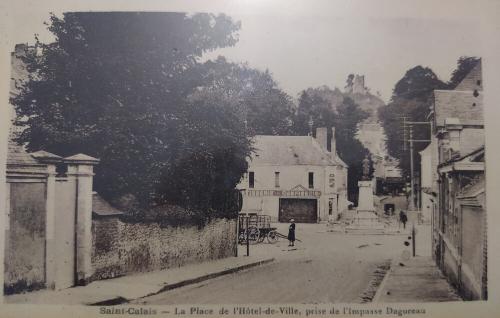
238,213,279,244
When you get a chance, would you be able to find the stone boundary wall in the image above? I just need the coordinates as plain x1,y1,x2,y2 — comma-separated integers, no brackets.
91,217,237,280
4,183,47,294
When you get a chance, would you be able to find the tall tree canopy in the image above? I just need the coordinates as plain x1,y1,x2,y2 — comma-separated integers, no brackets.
12,12,253,215
157,57,295,214
378,66,447,181
391,66,447,101
292,86,370,203
198,57,295,135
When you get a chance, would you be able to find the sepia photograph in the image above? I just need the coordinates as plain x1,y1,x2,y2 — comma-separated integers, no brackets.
0,0,499,317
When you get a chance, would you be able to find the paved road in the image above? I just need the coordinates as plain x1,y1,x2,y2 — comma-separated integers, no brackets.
135,223,409,304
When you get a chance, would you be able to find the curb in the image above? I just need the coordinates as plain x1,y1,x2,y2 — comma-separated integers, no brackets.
88,258,275,306
371,258,397,303
155,258,275,295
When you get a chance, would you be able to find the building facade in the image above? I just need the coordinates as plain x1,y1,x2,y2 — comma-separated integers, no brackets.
373,155,404,195
437,147,485,300
430,60,487,300
237,128,348,223
419,144,434,223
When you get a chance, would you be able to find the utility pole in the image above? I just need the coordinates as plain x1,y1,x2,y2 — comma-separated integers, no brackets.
401,116,408,152
401,120,431,212
409,127,415,210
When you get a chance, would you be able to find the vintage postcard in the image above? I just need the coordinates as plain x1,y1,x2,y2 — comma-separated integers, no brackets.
0,0,499,317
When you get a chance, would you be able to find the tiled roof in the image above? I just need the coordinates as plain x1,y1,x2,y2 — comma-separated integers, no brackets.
249,135,346,167
455,60,482,91
92,192,124,216
433,90,483,127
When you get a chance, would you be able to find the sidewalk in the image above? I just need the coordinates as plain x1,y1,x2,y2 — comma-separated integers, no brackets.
373,256,461,302
373,222,461,302
4,255,274,305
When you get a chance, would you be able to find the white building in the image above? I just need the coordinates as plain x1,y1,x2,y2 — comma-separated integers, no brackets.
237,127,348,223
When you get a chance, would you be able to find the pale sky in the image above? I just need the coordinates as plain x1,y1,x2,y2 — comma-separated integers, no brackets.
1,1,484,102
205,15,482,101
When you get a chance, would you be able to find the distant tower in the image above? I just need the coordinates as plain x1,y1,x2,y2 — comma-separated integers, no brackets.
352,75,367,94
345,74,367,95
345,74,354,94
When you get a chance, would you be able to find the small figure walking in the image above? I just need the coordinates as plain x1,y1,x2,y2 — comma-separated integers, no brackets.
288,219,296,247
399,210,408,229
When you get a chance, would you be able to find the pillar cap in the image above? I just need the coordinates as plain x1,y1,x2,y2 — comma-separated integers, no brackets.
64,153,100,165
30,150,63,164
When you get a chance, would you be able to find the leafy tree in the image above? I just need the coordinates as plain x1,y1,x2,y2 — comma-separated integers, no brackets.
292,86,344,136
155,57,294,214
391,66,447,102
378,66,447,180
11,12,249,214
156,88,251,217
292,86,370,203
197,57,295,136
448,56,480,88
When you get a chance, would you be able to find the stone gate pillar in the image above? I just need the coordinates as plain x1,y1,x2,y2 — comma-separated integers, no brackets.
65,154,99,285
31,151,63,289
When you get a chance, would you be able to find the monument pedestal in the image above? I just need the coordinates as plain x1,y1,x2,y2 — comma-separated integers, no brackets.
346,180,384,233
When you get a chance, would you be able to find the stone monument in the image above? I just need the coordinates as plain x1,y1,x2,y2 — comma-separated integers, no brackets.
346,155,384,233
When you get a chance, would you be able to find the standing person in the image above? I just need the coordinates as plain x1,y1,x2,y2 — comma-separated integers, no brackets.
288,219,296,247
399,210,408,229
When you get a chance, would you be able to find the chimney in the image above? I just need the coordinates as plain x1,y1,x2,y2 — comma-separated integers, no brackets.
315,127,328,152
331,127,336,155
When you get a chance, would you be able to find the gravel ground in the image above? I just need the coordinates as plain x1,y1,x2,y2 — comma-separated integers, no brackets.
135,223,408,304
